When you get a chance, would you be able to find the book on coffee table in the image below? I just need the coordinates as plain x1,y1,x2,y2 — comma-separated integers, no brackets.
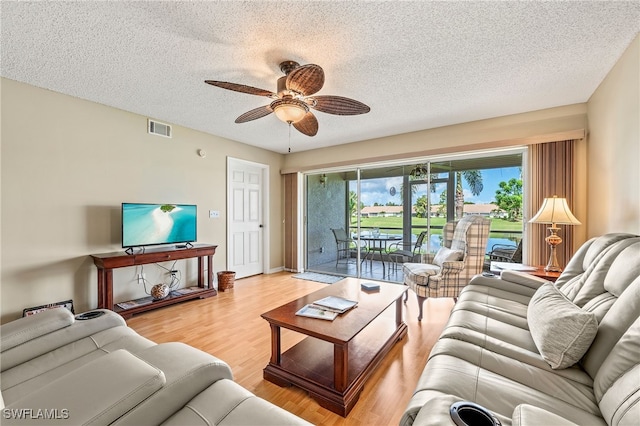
312,296,358,313
360,282,381,291
295,304,338,320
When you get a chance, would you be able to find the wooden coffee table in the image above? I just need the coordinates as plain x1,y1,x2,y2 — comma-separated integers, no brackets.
261,277,407,416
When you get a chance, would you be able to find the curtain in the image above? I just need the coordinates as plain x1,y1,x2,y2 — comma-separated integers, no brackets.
527,140,578,268
283,173,298,271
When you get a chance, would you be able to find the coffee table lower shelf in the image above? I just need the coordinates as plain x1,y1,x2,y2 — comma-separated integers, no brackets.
263,314,407,416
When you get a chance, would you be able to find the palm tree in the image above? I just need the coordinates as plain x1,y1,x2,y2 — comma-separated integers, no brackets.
455,170,483,219
409,165,483,220
348,190,363,223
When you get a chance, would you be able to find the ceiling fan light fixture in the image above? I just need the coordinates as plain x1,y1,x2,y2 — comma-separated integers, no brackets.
271,98,308,123
206,60,369,137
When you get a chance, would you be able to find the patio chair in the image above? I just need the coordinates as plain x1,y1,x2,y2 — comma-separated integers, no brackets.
331,228,369,267
403,215,491,320
387,231,428,272
487,240,523,263
483,240,522,271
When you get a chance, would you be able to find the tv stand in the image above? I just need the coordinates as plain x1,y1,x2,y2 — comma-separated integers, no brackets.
91,244,217,319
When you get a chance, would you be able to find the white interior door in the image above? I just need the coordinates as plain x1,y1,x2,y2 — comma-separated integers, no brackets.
228,158,267,278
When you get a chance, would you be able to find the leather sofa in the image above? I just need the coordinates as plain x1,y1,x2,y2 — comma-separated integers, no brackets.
400,233,640,426
0,308,311,425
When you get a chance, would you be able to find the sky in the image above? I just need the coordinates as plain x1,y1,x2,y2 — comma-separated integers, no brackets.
351,166,521,206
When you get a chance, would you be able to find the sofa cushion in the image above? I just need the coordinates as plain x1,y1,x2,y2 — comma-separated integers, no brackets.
114,342,235,425
528,283,598,369
1,326,155,404
4,349,165,426
433,247,463,267
161,379,313,426
403,263,440,286
404,345,601,425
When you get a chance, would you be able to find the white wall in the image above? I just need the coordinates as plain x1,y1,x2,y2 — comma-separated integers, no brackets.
1,78,284,322
587,35,640,236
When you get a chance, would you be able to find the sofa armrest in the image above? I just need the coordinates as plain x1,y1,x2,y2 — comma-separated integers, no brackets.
512,404,580,426
466,271,547,299
1,308,75,353
403,394,460,426
440,260,465,274
500,270,549,289
402,394,507,426
1,310,126,371
4,349,165,425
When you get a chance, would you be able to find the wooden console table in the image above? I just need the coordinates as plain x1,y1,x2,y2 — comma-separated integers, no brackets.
91,244,217,318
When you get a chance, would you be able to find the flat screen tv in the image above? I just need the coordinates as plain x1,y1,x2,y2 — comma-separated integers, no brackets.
122,203,197,249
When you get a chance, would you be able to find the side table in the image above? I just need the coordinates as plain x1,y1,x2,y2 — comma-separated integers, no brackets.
490,261,561,283
524,267,561,282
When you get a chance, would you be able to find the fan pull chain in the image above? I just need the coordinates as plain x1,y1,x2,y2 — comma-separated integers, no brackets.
288,122,292,153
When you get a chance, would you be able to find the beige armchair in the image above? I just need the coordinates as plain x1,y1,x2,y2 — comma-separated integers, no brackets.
403,215,491,320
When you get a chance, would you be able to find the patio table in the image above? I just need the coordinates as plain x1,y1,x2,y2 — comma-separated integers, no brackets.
358,234,402,276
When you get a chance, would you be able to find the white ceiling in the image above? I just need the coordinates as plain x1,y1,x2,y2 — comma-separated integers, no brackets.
2,1,638,154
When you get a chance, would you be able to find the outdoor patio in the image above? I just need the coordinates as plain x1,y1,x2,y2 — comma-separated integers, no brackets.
307,258,405,284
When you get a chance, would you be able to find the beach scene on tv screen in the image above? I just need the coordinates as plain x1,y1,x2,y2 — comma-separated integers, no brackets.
123,204,196,247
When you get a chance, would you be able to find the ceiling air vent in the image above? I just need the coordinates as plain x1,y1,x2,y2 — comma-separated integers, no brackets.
148,119,172,138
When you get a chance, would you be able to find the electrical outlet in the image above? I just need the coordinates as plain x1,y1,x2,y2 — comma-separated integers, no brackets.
137,273,146,284
209,210,220,218
320,247,325,253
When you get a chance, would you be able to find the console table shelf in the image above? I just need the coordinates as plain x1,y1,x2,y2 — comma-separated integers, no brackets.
91,244,217,319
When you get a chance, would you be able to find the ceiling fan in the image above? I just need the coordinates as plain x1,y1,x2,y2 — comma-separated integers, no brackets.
205,60,370,137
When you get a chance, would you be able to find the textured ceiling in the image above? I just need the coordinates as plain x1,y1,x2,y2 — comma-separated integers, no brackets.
2,1,639,154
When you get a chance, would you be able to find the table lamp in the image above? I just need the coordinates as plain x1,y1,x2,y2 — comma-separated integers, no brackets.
529,195,581,272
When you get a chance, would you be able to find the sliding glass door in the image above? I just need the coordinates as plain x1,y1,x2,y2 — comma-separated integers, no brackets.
304,150,525,281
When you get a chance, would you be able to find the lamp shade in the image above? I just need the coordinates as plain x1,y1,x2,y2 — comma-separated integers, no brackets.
529,196,581,225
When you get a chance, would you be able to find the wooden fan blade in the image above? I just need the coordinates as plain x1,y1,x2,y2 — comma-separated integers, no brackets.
235,105,273,123
286,64,324,96
205,80,275,98
311,95,371,115
293,112,318,136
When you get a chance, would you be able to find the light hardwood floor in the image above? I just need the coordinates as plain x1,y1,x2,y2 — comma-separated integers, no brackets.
126,272,454,426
